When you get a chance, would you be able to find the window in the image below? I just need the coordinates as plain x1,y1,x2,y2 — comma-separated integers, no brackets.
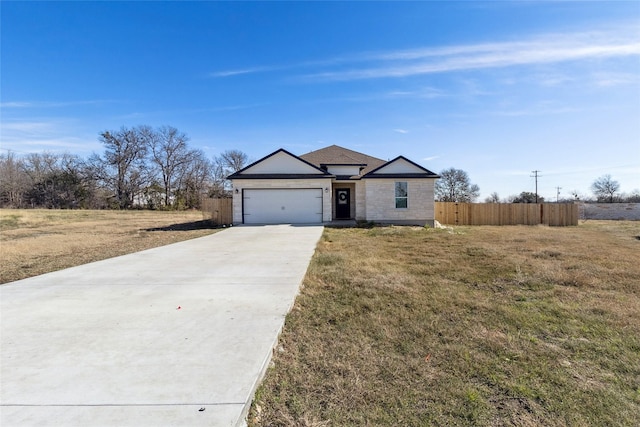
395,181,407,208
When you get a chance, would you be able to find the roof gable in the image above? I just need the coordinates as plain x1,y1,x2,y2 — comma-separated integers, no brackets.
228,149,331,178
300,145,386,175
364,156,439,178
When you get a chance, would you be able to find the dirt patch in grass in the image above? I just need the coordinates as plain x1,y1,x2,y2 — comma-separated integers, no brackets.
0,209,219,284
250,221,640,426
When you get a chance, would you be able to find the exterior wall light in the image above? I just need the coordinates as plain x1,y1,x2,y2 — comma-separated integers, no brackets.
324,187,329,193
235,188,239,194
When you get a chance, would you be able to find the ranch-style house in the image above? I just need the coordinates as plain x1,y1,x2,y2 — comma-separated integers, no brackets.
227,145,440,226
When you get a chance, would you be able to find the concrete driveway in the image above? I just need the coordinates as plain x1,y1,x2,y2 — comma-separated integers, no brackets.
0,224,323,426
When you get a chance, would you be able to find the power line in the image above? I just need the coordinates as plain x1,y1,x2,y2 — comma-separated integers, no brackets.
530,170,542,203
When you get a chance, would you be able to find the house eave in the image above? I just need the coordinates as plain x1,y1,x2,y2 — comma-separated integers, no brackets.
333,175,361,181
226,148,331,180
320,163,367,167
363,155,440,177
229,174,335,180
362,173,440,179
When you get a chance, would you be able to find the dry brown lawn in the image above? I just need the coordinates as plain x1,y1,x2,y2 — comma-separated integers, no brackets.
3,212,638,425
250,221,640,426
0,209,218,284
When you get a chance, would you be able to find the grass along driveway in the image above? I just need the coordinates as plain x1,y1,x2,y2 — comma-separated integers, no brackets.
0,209,218,284
250,222,640,426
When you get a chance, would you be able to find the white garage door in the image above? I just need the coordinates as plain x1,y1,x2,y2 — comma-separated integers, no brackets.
243,189,323,224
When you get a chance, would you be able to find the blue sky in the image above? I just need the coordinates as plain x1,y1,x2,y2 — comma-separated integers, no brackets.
2,1,639,200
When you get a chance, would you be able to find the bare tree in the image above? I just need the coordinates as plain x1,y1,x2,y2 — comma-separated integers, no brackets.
624,190,640,202
145,125,193,208
177,149,213,209
510,191,545,203
484,192,500,203
591,174,620,203
1,127,249,210
217,149,248,174
209,157,228,197
21,152,89,208
212,149,249,197
435,167,480,202
96,127,149,209
22,152,59,184
0,151,29,207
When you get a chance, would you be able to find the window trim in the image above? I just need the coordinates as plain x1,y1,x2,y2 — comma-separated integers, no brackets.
395,181,408,209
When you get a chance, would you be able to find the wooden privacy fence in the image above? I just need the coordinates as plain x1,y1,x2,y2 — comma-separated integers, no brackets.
435,202,578,226
201,197,233,225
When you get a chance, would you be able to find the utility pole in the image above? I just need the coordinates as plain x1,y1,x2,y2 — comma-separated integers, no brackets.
530,170,542,203
556,186,562,203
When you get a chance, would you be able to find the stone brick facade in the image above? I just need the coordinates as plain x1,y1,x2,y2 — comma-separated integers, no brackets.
364,178,436,226
355,180,366,220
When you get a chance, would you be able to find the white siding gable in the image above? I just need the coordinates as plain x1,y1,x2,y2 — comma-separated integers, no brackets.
370,158,425,174
327,165,361,176
240,151,324,174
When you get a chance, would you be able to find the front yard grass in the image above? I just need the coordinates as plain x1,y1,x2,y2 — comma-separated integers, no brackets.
0,209,217,284
250,221,640,426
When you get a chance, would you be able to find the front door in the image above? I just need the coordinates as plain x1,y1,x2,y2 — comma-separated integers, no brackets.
335,188,350,219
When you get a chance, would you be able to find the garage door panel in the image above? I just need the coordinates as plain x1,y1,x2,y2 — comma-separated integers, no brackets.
243,189,323,224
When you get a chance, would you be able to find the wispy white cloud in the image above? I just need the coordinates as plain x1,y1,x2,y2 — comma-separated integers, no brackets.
300,25,640,81
1,121,57,132
0,136,101,154
591,71,640,87
422,155,440,161
542,164,640,177
393,128,409,134
208,66,277,78
0,100,117,109
494,169,536,177
112,103,266,120
17,138,97,151
204,23,640,104
388,86,447,99
490,106,583,117
535,73,576,87
0,119,100,154
0,102,33,108
207,55,362,79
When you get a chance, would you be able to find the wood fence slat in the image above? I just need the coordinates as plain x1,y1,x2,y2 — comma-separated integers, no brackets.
201,197,233,225
435,202,578,226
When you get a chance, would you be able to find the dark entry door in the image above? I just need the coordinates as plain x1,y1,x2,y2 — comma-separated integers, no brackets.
335,189,350,219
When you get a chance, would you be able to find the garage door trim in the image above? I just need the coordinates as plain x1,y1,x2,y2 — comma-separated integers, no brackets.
242,188,324,224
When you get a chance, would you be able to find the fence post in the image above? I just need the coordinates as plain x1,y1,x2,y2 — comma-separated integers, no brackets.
455,202,459,225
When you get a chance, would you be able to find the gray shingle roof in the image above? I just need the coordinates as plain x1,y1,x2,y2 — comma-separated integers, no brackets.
299,145,386,176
